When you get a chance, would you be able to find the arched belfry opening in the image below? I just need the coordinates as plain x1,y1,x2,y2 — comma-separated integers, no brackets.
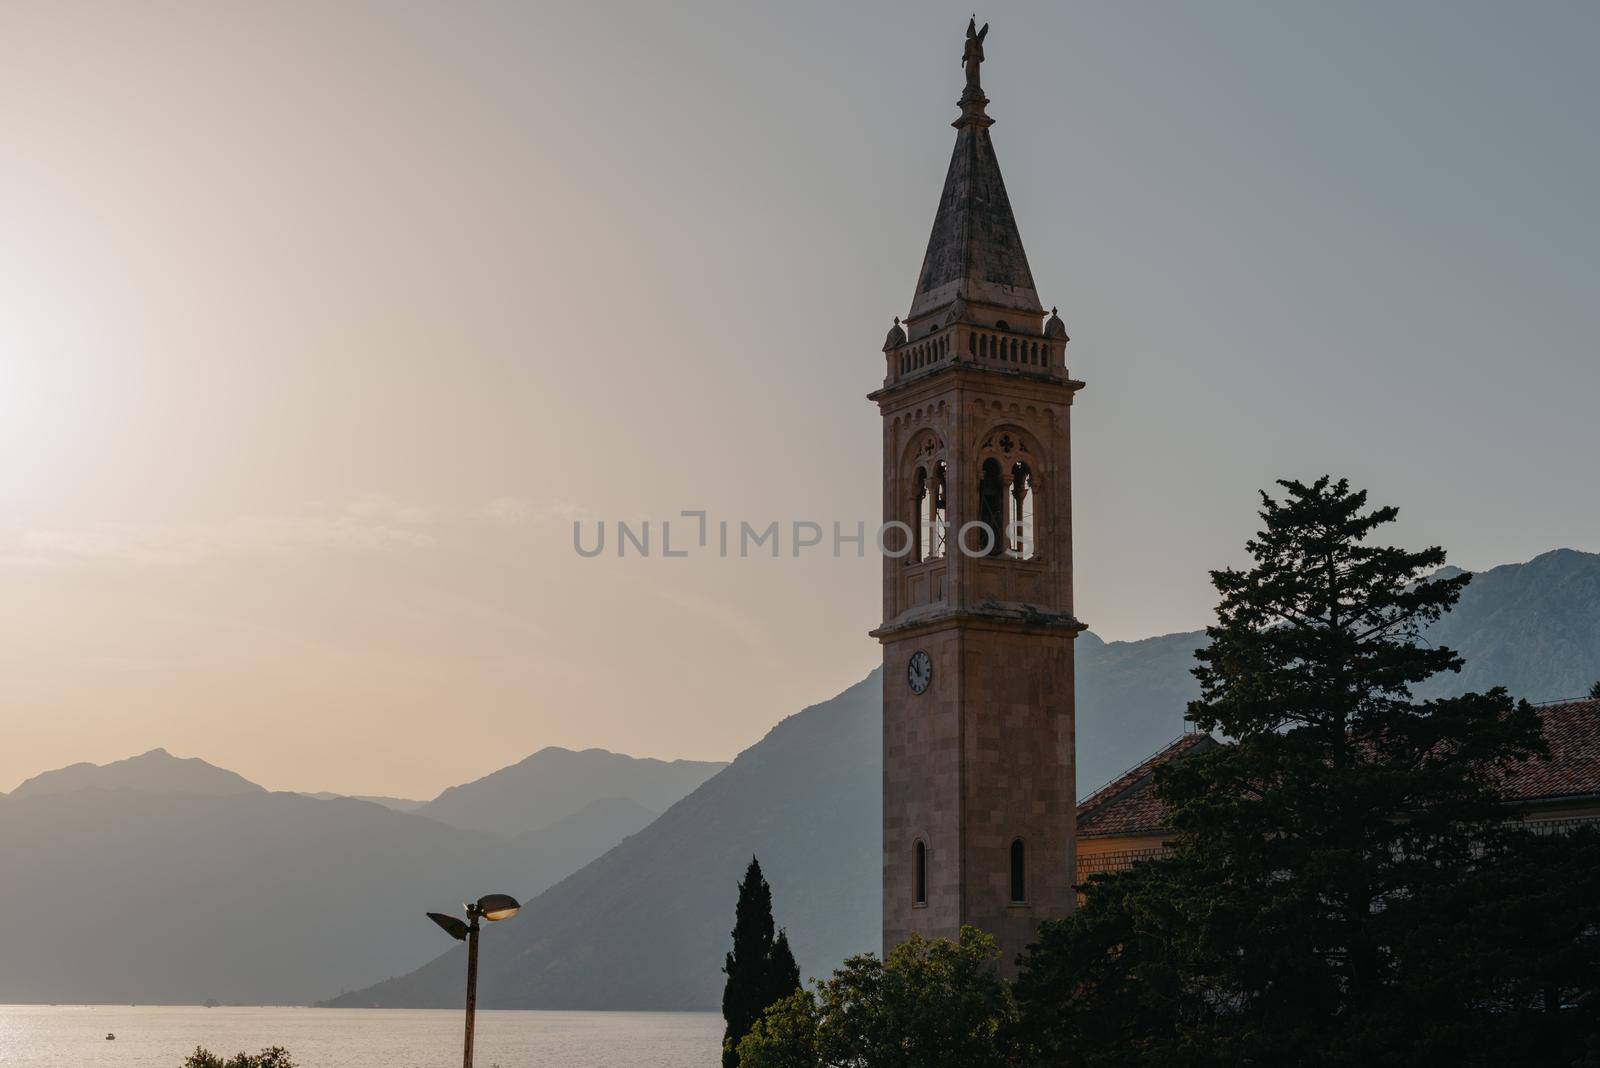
907,434,949,563
974,428,1041,561
977,458,1006,557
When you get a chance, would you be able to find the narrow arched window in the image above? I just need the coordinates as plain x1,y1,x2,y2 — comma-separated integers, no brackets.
1010,838,1026,903
978,458,1006,557
915,840,928,904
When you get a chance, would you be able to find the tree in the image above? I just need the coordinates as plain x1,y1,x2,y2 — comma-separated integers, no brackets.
736,927,1020,1068
1588,679,1600,700
1011,863,1183,1067
734,990,823,1068
1018,477,1571,1066
723,856,802,1068
1415,823,1600,1059
181,1048,295,1068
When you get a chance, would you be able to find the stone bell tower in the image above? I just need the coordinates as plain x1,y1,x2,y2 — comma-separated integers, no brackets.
870,19,1085,972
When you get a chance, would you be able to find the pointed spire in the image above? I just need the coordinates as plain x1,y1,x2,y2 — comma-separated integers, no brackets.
908,19,1041,322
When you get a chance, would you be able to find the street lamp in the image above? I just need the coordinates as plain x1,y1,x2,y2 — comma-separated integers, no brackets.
428,893,521,1068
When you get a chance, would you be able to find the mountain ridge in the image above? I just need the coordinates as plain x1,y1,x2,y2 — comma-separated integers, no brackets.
415,745,727,836
0,752,698,1004
5,548,1594,1007
325,672,882,1010
10,747,266,800
326,547,1600,1011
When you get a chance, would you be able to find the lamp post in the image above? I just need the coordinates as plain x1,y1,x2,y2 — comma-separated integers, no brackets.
428,893,521,1068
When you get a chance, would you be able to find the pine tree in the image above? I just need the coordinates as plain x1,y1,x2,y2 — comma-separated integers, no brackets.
1171,477,1551,1061
1588,679,1600,700
723,856,802,1068
1018,477,1570,1065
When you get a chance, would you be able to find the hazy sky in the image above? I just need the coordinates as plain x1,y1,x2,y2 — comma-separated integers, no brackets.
3,1,1597,797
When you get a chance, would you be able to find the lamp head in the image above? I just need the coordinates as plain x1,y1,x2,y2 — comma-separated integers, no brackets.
427,912,470,941
477,893,521,922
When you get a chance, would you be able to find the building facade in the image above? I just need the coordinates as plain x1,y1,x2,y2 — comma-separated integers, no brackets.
871,21,1085,971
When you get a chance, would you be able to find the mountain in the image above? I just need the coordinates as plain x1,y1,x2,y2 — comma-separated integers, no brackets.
0,785,659,1004
1076,630,1206,793
299,791,425,813
1417,549,1600,702
1076,548,1600,788
324,672,881,1010
0,790,495,1004
9,747,265,799
328,548,1600,1010
415,747,726,836
507,796,659,873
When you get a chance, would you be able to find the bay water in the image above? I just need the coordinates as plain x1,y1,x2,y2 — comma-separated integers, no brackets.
0,1005,721,1068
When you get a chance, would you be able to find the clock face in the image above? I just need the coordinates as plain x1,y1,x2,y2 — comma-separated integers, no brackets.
907,650,933,695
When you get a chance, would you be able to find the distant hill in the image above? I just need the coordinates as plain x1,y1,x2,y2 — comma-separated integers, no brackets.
1078,548,1600,788
1418,549,1600,702
506,796,659,875
415,747,726,836
8,549,1593,1007
0,790,493,1004
299,791,425,813
324,673,881,1011
1076,630,1208,794
9,747,264,799
0,784,661,1004
328,548,1600,1010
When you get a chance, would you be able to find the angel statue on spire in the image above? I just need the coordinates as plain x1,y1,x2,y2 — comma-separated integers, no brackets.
962,17,989,92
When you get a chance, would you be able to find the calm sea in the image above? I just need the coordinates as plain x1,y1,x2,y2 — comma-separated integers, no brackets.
0,1005,721,1068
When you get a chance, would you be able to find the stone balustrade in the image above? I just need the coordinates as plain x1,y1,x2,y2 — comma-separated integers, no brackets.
888,323,1064,384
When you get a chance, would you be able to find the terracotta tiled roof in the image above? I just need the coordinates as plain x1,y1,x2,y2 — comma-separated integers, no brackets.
1075,700,1600,838
1076,733,1219,838
1502,698,1600,803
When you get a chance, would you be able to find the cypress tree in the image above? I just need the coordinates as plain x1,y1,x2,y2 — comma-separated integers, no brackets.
768,930,800,1005
722,856,801,1068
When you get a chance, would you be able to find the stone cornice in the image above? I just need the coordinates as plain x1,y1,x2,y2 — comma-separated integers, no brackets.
868,362,1086,406
870,601,1087,642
